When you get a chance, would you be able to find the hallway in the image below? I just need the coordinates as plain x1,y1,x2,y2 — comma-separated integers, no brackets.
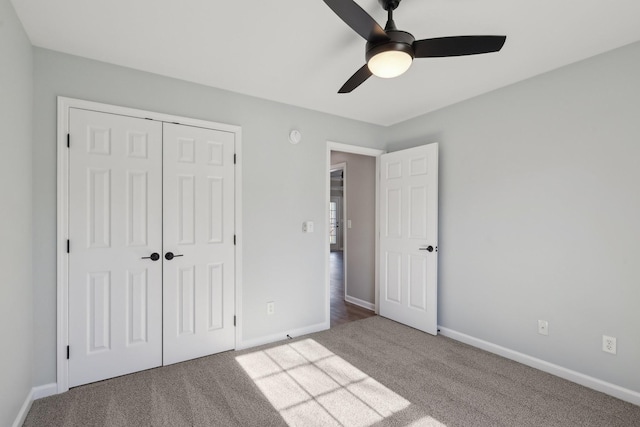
330,251,376,327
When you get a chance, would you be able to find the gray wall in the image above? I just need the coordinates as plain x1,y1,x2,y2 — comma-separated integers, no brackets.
386,41,640,394
32,48,386,385
330,152,376,305
0,0,34,424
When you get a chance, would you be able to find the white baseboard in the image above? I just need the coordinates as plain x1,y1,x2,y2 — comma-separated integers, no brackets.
345,295,375,311
237,321,329,351
12,383,57,427
32,383,57,400
12,389,33,427
438,326,640,406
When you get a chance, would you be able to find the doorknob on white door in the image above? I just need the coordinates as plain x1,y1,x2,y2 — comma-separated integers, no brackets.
164,252,184,261
419,246,434,252
141,252,160,261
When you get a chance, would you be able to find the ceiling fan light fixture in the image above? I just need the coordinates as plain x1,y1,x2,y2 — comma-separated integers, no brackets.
367,50,413,78
324,0,506,93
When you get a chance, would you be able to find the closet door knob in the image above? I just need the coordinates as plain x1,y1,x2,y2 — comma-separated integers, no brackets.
419,246,434,252
141,252,160,261
165,252,184,261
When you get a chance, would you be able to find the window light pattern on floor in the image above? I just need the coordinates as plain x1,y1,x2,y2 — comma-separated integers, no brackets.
236,338,415,427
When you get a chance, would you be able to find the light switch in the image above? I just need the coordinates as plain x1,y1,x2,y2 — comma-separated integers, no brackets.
302,221,314,233
347,220,352,229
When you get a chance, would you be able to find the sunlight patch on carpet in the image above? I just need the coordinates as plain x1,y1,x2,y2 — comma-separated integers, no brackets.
236,339,415,426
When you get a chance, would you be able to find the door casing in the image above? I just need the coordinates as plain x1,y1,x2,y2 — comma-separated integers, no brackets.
56,97,243,393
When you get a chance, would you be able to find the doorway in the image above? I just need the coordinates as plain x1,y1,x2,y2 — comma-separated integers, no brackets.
327,143,383,327
325,141,439,335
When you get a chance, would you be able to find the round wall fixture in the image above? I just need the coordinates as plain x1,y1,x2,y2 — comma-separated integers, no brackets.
289,129,302,145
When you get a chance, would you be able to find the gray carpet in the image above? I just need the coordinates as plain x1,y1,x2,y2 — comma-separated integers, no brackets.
24,316,640,426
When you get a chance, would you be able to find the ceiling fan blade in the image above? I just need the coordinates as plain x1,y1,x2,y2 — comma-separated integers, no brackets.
413,35,506,58
338,64,373,93
323,0,388,42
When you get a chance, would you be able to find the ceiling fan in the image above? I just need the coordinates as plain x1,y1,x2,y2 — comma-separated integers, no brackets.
323,0,507,93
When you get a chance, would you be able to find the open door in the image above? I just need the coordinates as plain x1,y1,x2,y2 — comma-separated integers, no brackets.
379,143,438,335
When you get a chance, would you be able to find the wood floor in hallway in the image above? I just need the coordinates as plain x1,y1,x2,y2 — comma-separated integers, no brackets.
330,251,376,327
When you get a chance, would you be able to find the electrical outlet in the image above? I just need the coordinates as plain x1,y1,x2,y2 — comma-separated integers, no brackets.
267,301,275,315
602,335,617,355
538,320,549,336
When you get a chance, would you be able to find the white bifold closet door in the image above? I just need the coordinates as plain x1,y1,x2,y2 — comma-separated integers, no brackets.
68,109,235,387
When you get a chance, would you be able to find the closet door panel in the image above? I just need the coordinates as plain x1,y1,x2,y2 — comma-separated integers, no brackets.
162,123,236,365
68,108,163,387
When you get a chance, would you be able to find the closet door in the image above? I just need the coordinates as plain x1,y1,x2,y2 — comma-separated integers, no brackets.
68,108,163,387
162,123,236,365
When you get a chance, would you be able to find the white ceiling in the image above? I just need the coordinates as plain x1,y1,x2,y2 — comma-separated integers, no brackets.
11,0,640,126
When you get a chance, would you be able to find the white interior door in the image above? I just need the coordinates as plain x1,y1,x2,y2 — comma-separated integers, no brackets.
162,123,236,365
68,108,163,387
379,143,438,335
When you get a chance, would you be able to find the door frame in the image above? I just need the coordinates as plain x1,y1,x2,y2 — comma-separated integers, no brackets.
329,163,346,302
329,162,346,252
56,97,243,393
326,142,384,324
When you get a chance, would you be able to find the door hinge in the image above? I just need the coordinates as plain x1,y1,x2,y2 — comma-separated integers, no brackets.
66,239,70,253
233,315,236,327
67,133,70,148
233,154,237,164
233,235,236,245
66,345,70,360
